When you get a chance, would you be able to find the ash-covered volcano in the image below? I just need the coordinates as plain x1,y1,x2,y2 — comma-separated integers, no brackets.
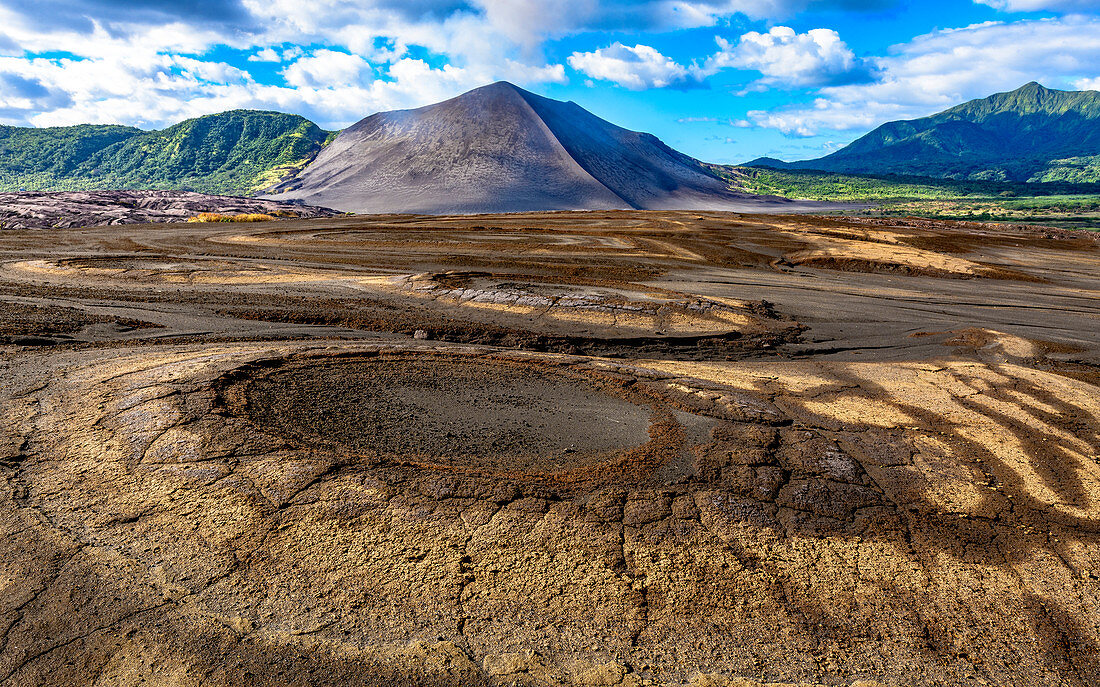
266,81,804,214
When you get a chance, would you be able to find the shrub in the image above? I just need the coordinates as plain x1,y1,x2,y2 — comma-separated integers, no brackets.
187,212,276,223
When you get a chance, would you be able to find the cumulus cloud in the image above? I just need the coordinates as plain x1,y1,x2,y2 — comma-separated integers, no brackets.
709,26,872,87
0,0,256,35
744,15,1100,136
174,56,253,84
568,43,705,90
281,50,373,88
0,51,225,127
248,48,281,62
1075,76,1100,90
0,1,892,54
0,0,906,129
0,30,567,130
0,0,1082,137
473,1,805,43
0,0,584,128
0,71,72,122
973,0,1099,12
568,25,874,92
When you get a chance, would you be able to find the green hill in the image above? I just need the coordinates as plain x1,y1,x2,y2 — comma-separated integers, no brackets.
0,110,335,195
757,83,1100,183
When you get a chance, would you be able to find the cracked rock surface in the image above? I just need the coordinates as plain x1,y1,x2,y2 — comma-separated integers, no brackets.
0,210,1097,686
0,190,339,230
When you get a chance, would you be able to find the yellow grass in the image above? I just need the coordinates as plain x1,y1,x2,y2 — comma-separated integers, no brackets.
187,212,277,223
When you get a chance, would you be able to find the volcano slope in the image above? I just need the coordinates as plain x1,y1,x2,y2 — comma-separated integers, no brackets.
264,82,817,214
0,211,1098,687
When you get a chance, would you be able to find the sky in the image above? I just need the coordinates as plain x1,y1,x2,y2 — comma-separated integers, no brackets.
0,1,1098,163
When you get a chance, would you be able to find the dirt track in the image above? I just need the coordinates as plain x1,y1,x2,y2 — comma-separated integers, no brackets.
0,211,1098,686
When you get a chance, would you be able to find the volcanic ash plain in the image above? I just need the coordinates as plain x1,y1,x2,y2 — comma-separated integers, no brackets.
0,210,1098,686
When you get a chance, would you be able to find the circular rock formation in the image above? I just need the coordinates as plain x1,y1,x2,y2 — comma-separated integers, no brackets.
3,340,1100,687
2,209,1099,687
232,355,658,475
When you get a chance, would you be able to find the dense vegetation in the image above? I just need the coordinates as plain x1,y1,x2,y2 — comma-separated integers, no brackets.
0,111,334,196
714,165,1100,201
714,164,1100,230
755,83,1100,183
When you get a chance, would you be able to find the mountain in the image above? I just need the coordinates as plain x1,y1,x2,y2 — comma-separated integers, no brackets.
0,111,334,195
265,81,797,213
755,83,1100,183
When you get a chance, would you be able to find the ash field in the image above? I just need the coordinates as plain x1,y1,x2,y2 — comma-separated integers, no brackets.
0,210,1098,686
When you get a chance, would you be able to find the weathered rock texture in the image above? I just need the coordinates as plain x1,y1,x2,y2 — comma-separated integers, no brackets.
0,190,339,230
0,210,1097,686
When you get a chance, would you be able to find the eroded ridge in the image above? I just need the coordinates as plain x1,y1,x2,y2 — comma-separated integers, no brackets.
1,340,1098,686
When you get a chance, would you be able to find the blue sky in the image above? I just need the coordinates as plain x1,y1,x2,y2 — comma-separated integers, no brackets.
0,0,1097,163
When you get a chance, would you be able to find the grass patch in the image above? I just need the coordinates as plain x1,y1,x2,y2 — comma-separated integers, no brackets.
187,212,276,223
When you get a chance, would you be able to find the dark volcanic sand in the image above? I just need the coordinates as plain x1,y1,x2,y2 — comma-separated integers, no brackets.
242,357,654,470
267,81,831,214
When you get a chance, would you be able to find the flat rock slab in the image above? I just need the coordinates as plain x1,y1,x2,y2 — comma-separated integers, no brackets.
0,189,339,230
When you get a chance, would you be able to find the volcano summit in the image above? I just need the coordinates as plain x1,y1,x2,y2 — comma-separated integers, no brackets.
265,81,802,214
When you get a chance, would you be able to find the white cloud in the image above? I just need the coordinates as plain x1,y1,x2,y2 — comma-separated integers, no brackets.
0,0,582,129
568,43,704,90
472,1,817,44
0,0,1087,138
1075,76,1100,90
709,26,869,87
173,56,253,84
0,38,566,131
745,15,1100,136
281,50,373,88
567,25,873,92
0,51,245,128
230,0,824,62
248,48,280,62
974,0,1099,11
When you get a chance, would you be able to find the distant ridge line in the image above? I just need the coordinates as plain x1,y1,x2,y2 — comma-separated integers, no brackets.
745,82,1100,184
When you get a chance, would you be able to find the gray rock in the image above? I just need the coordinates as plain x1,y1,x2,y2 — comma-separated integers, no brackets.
0,189,339,230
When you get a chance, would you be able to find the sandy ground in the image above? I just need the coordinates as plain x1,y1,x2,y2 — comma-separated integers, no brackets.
0,210,1097,686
